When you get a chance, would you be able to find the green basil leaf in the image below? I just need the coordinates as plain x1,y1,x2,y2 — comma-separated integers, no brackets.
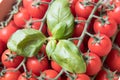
7,29,46,57
51,40,86,73
47,0,74,39
46,40,57,59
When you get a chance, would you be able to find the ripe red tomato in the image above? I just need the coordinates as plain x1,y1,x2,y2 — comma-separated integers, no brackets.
84,52,102,76
41,69,61,80
67,74,90,80
30,18,47,35
105,48,120,72
0,21,19,44
26,55,49,76
72,17,86,37
51,60,62,72
93,16,117,37
75,0,94,19
107,2,120,24
0,68,21,80
23,0,50,19
13,7,30,28
115,30,120,47
95,69,119,80
69,0,78,16
88,34,112,57
1,49,24,68
17,72,37,80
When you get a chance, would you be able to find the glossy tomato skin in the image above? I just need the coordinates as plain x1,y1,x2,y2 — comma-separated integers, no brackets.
115,30,120,47
0,21,18,44
72,17,86,37
17,72,37,80
31,18,47,35
107,2,120,24
1,49,24,68
95,69,119,80
93,17,117,37
42,69,61,80
88,34,112,57
75,0,94,19
84,52,102,76
69,0,78,16
0,68,21,80
24,0,50,19
13,7,30,28
51,60,62,72
26,56,49,76
105,49,120,72
67,74,90,80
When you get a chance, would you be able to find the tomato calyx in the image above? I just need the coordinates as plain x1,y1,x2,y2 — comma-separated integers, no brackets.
22,71,33,79
36,53,46,62
98,16,110,26
0,68,6,77
83,52,95,64
106,3,115,11
104,68,117,80
80,0,95,7
5,52,17,62
32,0,50,8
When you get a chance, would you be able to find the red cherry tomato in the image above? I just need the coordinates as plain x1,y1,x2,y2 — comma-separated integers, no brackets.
93,16,117,37
1,49,24,68
51,60,62,72
88,34,112,57
95,69,119,80
105,48,120,72
72,17,86,37
41,69,61,80
26,55,49,76
17,72,37,80
0,21,18,44
13,7,30,28
107,2,120,24
84,52,102,76
0,68,21,80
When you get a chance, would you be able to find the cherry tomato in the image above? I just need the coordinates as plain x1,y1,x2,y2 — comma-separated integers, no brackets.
88,34,112,57
51,60,62,72
41,69,61,80
17,72,37,80
23,0,50,19
1,49,24,68
67,74,90,80
0,21,18,44
84,52,102,76
75,0,94,19
13,7,30,28
107,2,120,24
93,16,117,37
105,48,120,72
30,18,47,35
26,54,49,76
0,68,21,80
72,17,86,37
95,69,119,80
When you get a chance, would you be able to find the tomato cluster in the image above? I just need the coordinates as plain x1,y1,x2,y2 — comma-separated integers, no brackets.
0,0,120,80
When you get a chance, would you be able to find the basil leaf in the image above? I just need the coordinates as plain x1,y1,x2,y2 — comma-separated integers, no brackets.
7,29,46,57
47,0,74,39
